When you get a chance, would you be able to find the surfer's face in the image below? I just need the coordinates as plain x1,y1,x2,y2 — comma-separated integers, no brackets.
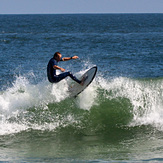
56,54,62,61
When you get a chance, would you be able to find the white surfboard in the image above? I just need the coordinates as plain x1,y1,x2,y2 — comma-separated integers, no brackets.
68,66,97,97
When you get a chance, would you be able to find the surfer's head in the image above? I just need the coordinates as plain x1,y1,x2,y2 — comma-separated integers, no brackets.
53,52,62,61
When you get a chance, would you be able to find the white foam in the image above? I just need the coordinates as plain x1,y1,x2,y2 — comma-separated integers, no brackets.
0,75,70,112
98,76,163,131
0,74,71,135
51,80,69,102
76,81,98,110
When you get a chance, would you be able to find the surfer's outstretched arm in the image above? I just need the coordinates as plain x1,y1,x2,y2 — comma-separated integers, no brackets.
62,56,79,61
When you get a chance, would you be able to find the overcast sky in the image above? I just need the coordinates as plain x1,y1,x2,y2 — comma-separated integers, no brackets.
0,0,163,14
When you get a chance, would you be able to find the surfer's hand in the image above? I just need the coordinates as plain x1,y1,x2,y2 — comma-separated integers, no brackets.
72,56,79,59
60,68,65,72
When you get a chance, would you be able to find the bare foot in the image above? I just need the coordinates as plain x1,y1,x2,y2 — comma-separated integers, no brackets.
80,76,88,86
80,78,85,86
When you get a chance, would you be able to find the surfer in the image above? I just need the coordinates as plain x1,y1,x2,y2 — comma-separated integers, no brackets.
47,52,84,85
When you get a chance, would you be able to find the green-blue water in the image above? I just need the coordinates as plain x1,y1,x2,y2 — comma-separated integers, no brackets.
0,14,163,162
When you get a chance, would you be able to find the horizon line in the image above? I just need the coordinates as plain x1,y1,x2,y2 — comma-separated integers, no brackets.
0,12,162,15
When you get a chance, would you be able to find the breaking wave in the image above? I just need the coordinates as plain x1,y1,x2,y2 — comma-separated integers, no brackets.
1,70,163,136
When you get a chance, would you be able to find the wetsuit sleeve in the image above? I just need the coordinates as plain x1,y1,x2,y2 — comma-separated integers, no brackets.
51,59,57,66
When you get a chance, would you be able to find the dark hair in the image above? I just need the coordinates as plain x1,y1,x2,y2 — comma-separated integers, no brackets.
53,52,61,58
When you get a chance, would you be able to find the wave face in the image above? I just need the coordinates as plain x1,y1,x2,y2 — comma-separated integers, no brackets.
1,72,163,136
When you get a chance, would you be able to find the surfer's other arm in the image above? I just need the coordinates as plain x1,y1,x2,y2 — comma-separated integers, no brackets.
53,65,65,72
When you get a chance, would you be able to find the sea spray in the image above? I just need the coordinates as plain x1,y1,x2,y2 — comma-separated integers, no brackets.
0,75,70,112
0,74,71,135
75,81,98,110
51,79,69,102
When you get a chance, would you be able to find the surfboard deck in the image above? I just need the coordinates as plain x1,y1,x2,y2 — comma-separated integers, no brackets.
68,66,97,97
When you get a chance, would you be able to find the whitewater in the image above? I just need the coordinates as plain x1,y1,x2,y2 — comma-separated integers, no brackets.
1,68,163,136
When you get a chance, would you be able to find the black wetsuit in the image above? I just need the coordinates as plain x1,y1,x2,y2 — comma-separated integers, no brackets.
47,58,81,84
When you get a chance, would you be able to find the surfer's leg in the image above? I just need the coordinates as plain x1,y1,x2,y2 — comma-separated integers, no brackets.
55,71,82,84
56,72,81,84
55,73,69,82
68,71,81,84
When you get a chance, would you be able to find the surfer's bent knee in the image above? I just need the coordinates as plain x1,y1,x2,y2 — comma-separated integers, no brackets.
68,71,72,76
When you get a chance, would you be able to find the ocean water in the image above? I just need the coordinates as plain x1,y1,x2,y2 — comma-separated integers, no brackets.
0,14,163,162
